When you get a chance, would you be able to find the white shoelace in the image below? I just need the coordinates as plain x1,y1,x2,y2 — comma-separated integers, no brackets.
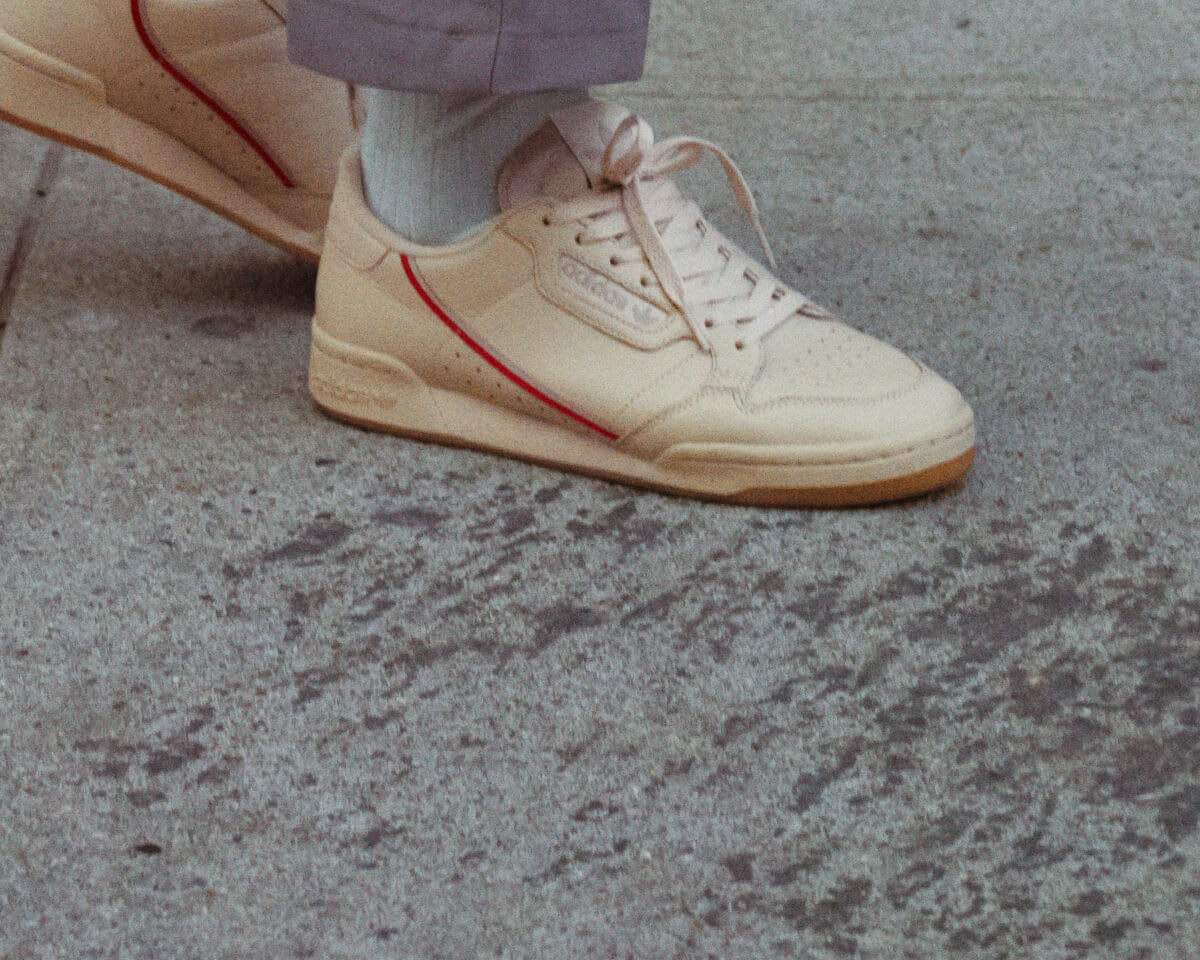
548,115,820,352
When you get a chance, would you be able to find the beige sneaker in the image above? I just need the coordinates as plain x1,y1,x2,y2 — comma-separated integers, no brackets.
309,102,975,506
0,0,355,260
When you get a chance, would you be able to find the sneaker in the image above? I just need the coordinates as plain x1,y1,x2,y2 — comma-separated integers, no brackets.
0,0,355,260
308,102,976,506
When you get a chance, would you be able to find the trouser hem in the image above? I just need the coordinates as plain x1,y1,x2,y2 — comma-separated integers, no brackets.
288,0,650,93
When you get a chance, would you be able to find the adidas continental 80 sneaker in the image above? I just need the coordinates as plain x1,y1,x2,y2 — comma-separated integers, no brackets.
309,102,976,507
0,0,355,260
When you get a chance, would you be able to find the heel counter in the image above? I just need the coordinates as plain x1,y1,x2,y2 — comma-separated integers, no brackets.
0,0,127,85
314,242,453,383
314,146,450,371
0,17,106,99
314,175,391,345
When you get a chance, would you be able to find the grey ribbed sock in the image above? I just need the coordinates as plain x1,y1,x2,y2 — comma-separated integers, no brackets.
360,87,590,246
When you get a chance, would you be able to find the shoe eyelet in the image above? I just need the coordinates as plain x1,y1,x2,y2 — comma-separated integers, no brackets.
574,232,585,245
640,276,652,287
610,256,620,267
542,215,552,227
735,341,746,351
703,319,714,329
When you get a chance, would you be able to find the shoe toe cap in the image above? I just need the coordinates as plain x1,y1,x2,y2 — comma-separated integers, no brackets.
747,318,975,449
637,322,975,462
760,363,975,453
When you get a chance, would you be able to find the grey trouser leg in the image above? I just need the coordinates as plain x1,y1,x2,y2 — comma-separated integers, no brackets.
288,0,652,94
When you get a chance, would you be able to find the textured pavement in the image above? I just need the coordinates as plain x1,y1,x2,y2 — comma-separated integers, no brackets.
2,2,1199,958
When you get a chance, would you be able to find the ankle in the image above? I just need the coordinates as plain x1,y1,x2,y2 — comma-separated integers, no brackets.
360,87,591,245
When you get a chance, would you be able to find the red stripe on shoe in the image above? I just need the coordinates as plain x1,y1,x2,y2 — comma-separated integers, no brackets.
130,0,295,189
401,255,620,442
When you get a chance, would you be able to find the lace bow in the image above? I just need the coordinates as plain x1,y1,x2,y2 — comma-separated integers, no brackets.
597,115,780,352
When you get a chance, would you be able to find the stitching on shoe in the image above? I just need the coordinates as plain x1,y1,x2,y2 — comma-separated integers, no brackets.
617,350,708,423
744,374,932,411
663,422,976,468
620,381,970,457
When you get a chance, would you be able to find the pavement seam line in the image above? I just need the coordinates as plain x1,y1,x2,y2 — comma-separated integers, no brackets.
0,144,63,351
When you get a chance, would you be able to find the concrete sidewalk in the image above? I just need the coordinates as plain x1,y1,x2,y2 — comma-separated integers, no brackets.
2,2,1198,958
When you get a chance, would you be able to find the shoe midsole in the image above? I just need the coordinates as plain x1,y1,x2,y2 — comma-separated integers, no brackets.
308,326,976,495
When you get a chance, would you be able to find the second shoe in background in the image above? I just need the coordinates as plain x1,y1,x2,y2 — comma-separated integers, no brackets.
0,0,356,260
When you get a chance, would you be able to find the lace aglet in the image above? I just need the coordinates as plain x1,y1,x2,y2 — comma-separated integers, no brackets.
757,222,778,273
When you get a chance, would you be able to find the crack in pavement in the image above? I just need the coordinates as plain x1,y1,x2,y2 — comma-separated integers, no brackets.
0,144,63,352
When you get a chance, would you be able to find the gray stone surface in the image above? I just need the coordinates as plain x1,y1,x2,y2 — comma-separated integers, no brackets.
2,2,1198,958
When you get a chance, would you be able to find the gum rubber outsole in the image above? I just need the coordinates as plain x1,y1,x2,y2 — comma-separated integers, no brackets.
0,43,323,262
308,332,976,508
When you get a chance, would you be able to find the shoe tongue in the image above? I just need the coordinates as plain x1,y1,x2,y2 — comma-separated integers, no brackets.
497,101,639,211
